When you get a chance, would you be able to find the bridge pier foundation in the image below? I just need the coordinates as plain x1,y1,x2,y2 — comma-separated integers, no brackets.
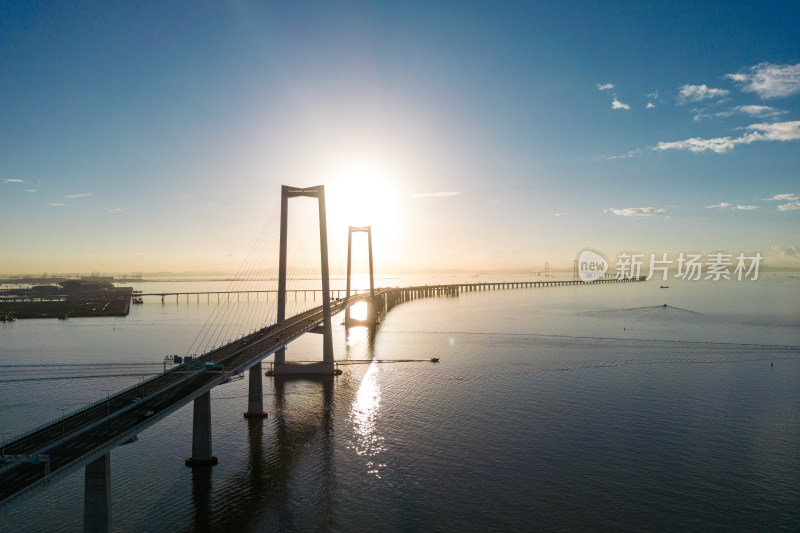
83,452,111,533
185,391,218,466
244,362,268,418
271,361,338,375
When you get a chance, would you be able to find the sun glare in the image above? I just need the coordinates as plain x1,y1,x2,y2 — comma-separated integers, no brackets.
326,159,399,233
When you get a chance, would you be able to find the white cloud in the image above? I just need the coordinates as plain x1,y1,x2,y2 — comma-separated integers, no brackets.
409,191,464,198
741,121,800,142
654,136,737,153
3,178,24,183
764,193,799,202
646,102,656,109
726,63,800,99
778,202,800,211
108,208,124,213
25,189,37,193
707,202,758,210
772,244,800,257
64,193,92,199
654,120,800,153
50,203,66,207
597,83,614,90
554,212,566,217
605,207,665,217
678,84,729,103
611,97,630,110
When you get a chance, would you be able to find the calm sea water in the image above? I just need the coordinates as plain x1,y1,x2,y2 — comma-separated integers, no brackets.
1,274,798,531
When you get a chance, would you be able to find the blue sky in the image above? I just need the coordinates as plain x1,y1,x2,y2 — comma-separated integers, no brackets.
1,1,799,274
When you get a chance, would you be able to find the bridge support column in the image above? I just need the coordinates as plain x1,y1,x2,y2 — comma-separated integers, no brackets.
244,362,268,418
186,391,218,466
83,452,111,533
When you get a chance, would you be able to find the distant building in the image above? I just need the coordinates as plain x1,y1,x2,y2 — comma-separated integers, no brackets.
59,280,116,293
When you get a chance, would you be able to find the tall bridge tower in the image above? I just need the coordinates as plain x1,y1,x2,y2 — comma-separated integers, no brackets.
345,226,376,325
272,185,336,375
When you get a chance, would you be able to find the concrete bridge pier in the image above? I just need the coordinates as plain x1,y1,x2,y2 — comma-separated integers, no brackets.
83,453,111,533
244,362,268,418
185,391,218,466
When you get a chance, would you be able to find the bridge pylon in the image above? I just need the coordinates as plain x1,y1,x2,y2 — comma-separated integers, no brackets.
272,185,337,375
344,226,378,326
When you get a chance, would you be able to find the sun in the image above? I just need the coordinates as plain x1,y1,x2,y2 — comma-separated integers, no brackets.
325,158,399,232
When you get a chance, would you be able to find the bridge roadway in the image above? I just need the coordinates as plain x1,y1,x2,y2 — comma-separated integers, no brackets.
135,288,373,303
0,292,371,505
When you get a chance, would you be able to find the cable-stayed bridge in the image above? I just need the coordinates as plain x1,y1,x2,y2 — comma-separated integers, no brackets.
0,185,640,531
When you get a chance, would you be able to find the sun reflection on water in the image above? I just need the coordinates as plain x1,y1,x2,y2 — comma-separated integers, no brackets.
346,325,367,347
348,362,386,477
349,300,368,321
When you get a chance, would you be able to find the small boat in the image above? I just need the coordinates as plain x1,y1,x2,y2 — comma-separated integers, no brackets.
430,357,440,363
660,285,669,289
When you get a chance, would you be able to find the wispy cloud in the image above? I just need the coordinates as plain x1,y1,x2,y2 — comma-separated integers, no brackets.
597,83,614,91
409,191,464,198
654,120,800,153
605,207,665,217
26,189,37,193
603,149,641,160
554,212,566,217
3,178,24,183
778,202,800,211
611,97,630,110
677,84,729,103
736,105,788,118
50,203,66,207
64,193,92,199
764,193,798,202
706,202,758,210
108,208,124,213
726,62,800,99
693,104,787,121
646,102,656,109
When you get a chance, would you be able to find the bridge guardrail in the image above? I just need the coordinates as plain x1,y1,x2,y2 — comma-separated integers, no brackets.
16,369,205,464
4,353,205,446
